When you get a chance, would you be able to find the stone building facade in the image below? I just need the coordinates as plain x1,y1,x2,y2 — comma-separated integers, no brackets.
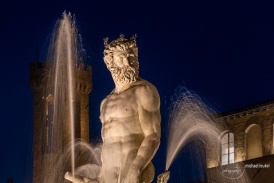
207,100,274,182
30,61,92,183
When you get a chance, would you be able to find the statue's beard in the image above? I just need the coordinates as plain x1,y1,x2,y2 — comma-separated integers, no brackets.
109,65,139,84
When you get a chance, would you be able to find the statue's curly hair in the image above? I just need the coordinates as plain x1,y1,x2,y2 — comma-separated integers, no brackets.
103,34,139,72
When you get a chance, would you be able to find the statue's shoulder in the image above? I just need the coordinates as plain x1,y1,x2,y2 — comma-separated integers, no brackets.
135,78,158,94
134,78,160,108
100,93,111,110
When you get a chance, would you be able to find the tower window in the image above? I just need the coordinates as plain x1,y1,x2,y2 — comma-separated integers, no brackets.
45,102,54,153
221,132,234,165
43,94,54,154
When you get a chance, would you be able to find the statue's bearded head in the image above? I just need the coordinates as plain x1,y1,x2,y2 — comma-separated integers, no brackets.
103,34,139,84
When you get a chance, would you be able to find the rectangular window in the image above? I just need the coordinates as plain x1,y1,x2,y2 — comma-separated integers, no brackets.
229,153,234,163
222,154,228,165
221,132,234,165
222,144,228,154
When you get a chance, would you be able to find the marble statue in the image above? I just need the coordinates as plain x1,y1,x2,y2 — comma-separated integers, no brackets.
65,34,166,183
99,34,161,183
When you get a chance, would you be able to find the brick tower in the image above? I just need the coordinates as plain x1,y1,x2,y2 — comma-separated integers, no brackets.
30,61,92,183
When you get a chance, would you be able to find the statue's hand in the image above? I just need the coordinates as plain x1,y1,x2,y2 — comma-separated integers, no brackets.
157,171,170,183
122,166,141,183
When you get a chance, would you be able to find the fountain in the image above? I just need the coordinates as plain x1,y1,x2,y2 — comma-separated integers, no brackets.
32,12,253,183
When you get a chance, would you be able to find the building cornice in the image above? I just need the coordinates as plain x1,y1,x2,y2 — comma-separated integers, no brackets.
218,99,274,121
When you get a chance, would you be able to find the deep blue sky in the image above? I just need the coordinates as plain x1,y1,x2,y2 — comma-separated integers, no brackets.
1,0,274,182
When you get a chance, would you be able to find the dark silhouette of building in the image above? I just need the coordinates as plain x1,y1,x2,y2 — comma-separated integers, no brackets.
30,61,92,182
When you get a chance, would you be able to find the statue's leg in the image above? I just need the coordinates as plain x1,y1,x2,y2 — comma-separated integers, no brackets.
101,144,122,183
100,167,119,183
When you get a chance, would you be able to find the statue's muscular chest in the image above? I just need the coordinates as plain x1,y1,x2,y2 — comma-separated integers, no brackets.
101,91,138,123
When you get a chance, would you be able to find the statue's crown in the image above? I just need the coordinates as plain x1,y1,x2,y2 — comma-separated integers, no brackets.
103,34,137,53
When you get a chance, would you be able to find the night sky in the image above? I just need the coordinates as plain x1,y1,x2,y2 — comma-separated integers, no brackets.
1,0,274,182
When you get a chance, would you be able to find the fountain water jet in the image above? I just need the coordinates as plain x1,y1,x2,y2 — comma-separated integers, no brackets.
53,12,76,177
37,11,87,183
165,87,223,171
164,87,253,182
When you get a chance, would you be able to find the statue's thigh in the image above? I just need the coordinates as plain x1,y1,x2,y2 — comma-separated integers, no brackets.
101,166,120,183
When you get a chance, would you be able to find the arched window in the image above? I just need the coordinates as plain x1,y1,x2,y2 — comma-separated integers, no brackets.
221,132,234,165
245,124,262,159
43,94,54,153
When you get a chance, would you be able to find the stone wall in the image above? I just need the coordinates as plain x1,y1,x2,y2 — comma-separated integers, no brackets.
206,100,274,182
207,155,274,183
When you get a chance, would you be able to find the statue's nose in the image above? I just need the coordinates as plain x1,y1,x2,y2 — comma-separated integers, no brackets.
123,58,129,66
